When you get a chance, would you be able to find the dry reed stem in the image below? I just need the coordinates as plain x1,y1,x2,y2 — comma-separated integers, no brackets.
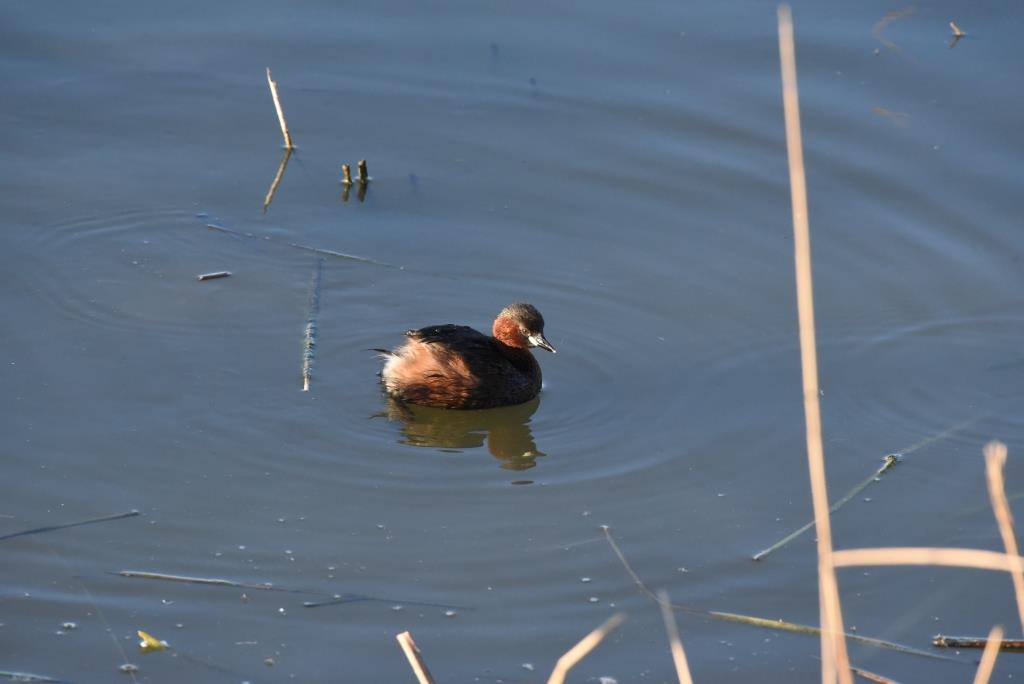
395,631,435,684
972,625,1004,684
831,547,1024,571
777,6,851,683
657,590,694,684
266,67,294,150
984,441,1024,633
546,613,625,684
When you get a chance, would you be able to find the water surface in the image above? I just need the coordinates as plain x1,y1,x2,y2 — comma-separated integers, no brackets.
3,1,1024,681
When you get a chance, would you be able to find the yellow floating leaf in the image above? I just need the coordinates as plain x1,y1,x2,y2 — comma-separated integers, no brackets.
137,629,169,652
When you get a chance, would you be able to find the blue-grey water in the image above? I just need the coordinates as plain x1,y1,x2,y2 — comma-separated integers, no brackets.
3,1,1024,682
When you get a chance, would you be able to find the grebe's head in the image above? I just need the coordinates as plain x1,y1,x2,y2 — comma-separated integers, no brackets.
493,303,557,353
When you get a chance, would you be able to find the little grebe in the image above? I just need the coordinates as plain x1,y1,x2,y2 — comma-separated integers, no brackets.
380,303,556,409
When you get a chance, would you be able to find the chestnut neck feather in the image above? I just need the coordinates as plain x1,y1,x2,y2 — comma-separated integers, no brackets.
492,315,528,349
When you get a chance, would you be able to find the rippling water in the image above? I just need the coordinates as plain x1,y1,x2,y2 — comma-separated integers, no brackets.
3,1,1024,682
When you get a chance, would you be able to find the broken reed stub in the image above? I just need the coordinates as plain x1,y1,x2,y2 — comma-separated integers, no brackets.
356,159,369,184
197,271,232,281
341,163,353,185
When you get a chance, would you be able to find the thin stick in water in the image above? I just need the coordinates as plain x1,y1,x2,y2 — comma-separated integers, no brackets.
206,223,400,269
341,163,353,186
0,510,140,542
266,67,294,150
849,665,901,684
302,259,323,392
197,271,232,282
263,148,293,213
357,159,369,184
777,6,852,682
602,526,960,663
754,454,899,561
0,671,68,683
395,631,435,684
984,441,1024,633
657,589,694,684
935,631,1022,651
546,613,625,684
973,625,1005,684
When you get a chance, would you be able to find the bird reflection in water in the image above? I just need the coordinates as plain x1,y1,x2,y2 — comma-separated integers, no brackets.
380,397,544,472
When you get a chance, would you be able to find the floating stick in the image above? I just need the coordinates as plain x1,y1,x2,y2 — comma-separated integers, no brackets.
205,223,400,269
984,441,1024,633
0,671,68,683
116,569,461,611
752,455,900,561
777,6,852,681
116,570,316,594
657,589,694,684
935,631,1021,651
546,613,625,684
263,148,293,213
950,21,965,37
357,159,370,184
302,259,323,392
602,526,960,663
395,631,435,684
847,666,900,684
197,271,232,282
265,68,294,149
302,594,464,610
0,510,140,542
341,163,353,186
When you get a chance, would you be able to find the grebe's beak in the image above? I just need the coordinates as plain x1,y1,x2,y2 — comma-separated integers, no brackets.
528,332,557,353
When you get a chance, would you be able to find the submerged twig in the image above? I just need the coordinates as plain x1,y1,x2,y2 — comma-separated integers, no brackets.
302,259,323,392
546,613,626,684
777,6,851,681
396,631,435,684
206,223,400,269
753,454,900,561
266,68,294,150
263,148,293,213
871,7,916,52
934,633,1022,651
601,526,963,663
0,510,140,542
